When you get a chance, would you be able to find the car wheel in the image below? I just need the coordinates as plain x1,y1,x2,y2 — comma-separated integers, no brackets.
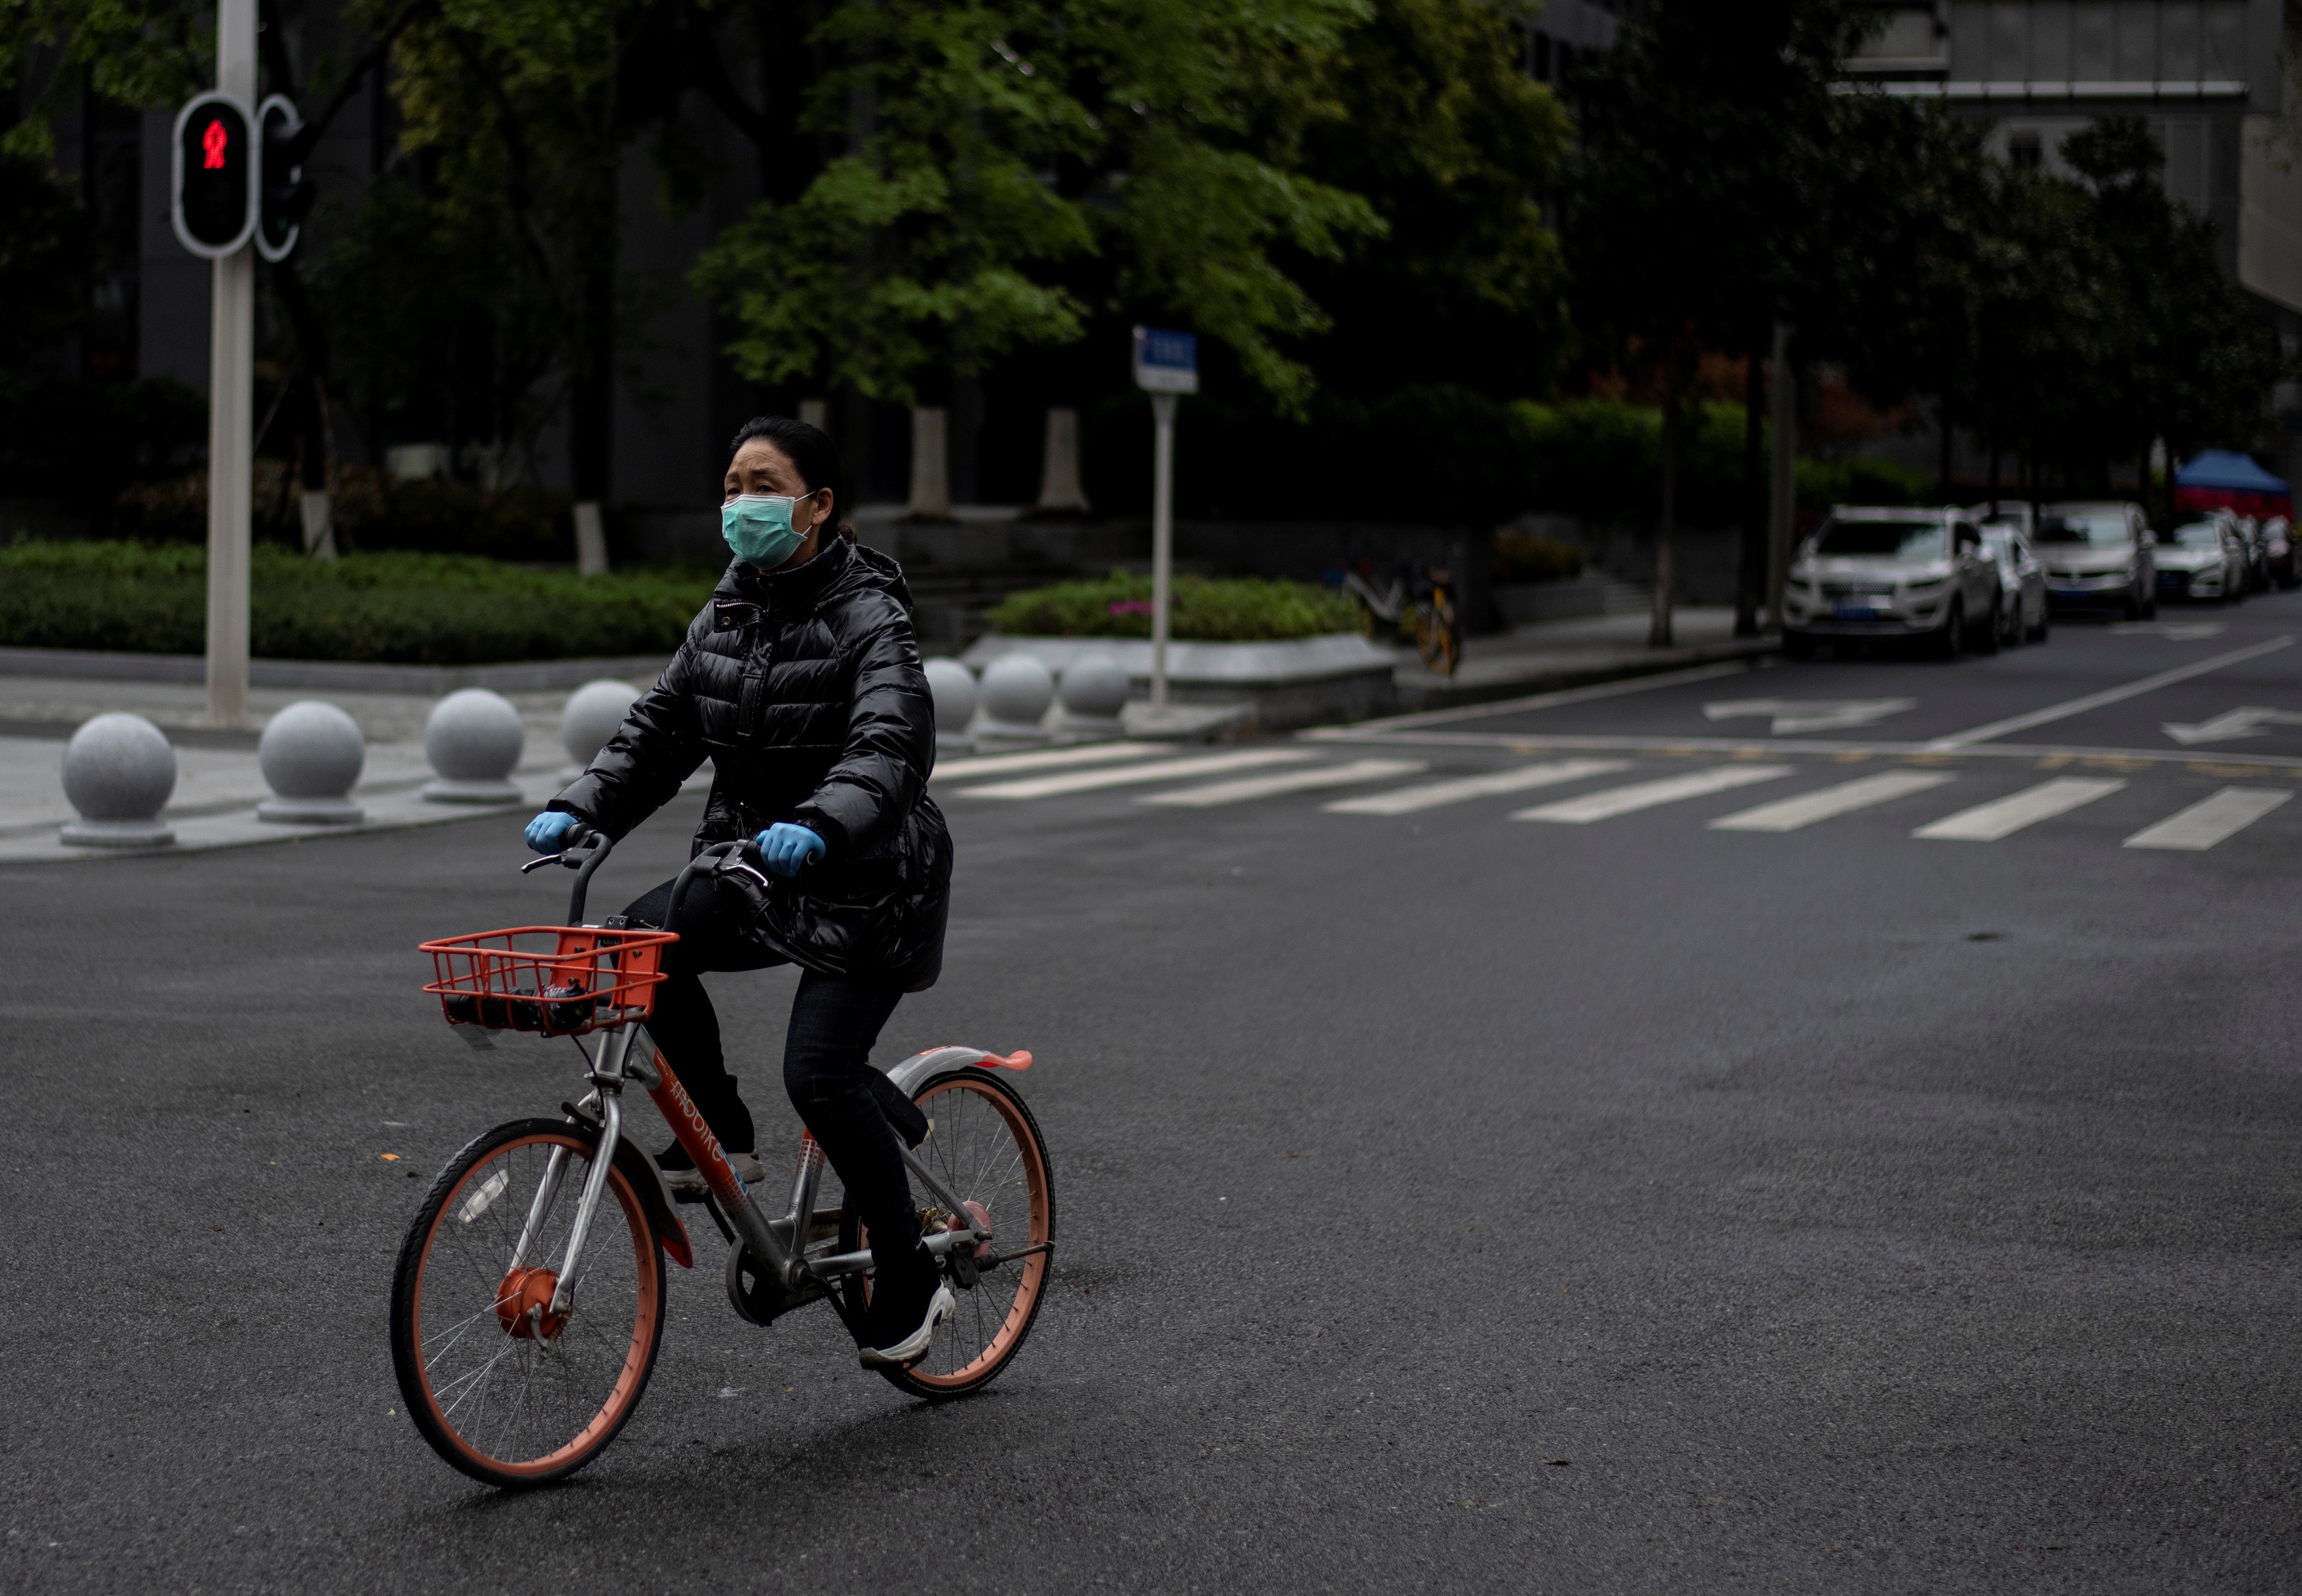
1783,630,1816,660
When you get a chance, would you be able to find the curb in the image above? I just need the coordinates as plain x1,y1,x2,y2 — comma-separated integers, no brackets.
1388,637,1777,715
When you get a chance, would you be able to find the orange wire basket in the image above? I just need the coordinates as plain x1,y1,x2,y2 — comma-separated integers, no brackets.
420,925,679,1037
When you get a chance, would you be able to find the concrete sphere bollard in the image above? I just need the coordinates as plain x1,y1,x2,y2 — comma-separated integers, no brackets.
59,712,177,847
976,653,1055,743
1057,653,1130,732
559,678,639,780
422,688,527,803
923,659,978,749
256,700,367,824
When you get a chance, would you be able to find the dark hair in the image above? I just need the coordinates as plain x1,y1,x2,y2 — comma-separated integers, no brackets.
729,415,853,539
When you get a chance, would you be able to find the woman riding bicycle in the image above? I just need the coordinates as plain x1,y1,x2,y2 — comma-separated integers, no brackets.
523,415,954,1368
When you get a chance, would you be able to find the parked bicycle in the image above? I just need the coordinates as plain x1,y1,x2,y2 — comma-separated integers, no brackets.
388,825,1055,1488
1340,560,1462,676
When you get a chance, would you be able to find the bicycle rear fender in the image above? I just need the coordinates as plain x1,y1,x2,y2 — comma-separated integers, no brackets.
885,1045,1034,1098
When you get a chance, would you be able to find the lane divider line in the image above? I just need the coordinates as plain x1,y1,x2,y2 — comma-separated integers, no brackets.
1922,635,2296,750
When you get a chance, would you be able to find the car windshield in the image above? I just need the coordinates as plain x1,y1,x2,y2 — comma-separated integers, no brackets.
1813,521,1948,560
2036,513,2131,545
2168,522,2223,549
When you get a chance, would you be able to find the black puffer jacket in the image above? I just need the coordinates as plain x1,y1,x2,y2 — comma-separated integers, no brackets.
551,536,950,990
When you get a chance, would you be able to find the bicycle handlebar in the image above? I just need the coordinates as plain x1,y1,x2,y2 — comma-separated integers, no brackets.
519,822,615,925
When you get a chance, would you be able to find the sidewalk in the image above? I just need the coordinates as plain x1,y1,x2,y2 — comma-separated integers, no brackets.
1389,606,1775,712
0,659,670,864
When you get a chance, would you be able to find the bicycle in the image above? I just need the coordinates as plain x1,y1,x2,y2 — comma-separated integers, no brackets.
387,824,1057,1488
1340,560,1462,677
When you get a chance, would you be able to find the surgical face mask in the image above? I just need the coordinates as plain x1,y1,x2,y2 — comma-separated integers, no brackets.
721,490,818,567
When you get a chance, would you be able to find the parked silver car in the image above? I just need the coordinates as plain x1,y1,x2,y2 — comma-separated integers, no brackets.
1979,521,2049,642
1782,506,2003,658
2154,516,2248,604
2036,501,2156,618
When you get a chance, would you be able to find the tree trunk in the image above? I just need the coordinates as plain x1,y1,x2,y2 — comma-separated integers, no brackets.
1035,406,1091,513
1651,369,1679,650
1734,340,1766,637
908,406,952,518
1764,322,1794,630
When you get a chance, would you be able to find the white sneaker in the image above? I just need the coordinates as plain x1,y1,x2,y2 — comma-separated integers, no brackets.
660,1150,764,1195
858,1284,954,1368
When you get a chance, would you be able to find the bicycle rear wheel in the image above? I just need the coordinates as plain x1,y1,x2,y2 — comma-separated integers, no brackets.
842,1070,1055,1399
390,1118,666,1487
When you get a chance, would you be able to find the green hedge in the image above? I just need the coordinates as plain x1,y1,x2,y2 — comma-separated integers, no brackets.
986,571,1362,641
0,541,718,665
1796,456,1937,510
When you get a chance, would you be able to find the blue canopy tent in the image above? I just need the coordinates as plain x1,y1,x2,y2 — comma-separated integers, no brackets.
2175,450,2289,518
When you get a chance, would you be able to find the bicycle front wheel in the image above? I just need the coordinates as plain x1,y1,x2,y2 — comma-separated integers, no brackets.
843,1070,1055,1399
389,1118,666,1487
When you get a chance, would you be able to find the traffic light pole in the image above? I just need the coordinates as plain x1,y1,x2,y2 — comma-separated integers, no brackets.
205,0,257,727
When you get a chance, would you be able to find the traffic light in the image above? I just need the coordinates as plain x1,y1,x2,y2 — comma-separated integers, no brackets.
171,91,257,257
257,95,315,262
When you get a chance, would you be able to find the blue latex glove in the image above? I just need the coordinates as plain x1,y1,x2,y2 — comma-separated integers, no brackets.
755,822,826,878
525,811,580,854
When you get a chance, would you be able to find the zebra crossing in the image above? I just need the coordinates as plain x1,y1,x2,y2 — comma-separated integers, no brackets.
929,742,2302,854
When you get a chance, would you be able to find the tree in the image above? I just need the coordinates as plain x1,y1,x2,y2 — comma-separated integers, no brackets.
1564,0,1870,646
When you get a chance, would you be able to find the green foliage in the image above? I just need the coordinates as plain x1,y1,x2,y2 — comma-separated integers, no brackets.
0,152,89,362
1795,456,1935,511
1511,399,1752,526
99,468,578,561
695,0,1385,415
0,0,208,159
0,541,715,663
986,570,1361,639
1290,0,1572,398
1490,532,1583,585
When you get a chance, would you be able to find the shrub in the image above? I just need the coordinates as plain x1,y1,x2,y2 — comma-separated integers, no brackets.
0,540,718,663
1797,456,1937,510
986,570,1363,641
98,467,578,562
1510,398,1751,527
1491,531,1584,584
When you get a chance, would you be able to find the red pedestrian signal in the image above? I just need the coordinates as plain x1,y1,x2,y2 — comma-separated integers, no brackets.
171,91,256,257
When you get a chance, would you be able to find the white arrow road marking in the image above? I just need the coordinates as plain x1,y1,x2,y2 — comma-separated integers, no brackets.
957,747,1312,799
2122,787,2293,850
1702,698,1918,735
1323,759,1631,815
2158,707,2302,746
1924,636,2296,749
1913,778,2125,841
1514,765,1793,824
1140,758,1428,808
1709,770,1958,833
2109,621,2227,640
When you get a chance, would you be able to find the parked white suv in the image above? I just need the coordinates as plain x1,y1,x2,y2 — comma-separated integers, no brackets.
2036,501,2156,618
1782,506,2003,659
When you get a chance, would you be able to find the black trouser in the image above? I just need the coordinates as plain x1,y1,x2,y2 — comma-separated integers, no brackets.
622,877,914,1251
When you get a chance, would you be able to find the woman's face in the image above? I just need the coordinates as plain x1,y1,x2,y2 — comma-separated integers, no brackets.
723,437,832,568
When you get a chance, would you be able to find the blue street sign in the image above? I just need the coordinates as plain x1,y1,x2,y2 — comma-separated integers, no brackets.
1133,326,1199,394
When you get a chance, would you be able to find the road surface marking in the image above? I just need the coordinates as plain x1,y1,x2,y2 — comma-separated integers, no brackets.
933,742,1173,781
2110,621,2225,640
1912,778,2125,840
1322,759,1632,815
2159,707,2302,746
1703,698,1916,735
1141,758,1428,808
1299,660,1760,736
957,747,1313,799
2121,787,2292,850
1922,636,2295,749
1709,771,1958,832
1512,765,1793,824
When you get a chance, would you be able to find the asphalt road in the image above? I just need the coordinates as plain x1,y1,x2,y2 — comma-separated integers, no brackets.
8,594,2302,1591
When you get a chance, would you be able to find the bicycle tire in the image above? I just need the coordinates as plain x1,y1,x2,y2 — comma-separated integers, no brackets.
841,1070,1056,1400
390,1118,666,1488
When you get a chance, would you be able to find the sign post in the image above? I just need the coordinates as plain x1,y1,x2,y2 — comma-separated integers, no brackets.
1132,326,1198,710
172,1,260,727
